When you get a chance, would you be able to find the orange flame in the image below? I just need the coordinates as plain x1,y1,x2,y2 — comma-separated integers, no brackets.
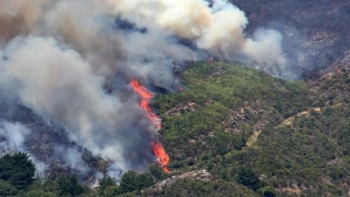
151,141,170,173
130,80,161,129
130,79,170,173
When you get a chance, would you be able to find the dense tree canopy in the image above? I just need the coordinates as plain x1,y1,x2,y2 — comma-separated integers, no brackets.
0,152,35,190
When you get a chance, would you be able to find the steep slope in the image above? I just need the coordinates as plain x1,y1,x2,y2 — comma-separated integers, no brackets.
231,0,350,77
152,62,350,196
2,61,350,196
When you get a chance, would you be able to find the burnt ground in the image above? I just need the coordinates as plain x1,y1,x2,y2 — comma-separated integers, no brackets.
0,101,97,181
231,0,350,78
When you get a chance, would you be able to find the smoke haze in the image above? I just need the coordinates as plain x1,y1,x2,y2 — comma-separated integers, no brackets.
0,0,290,179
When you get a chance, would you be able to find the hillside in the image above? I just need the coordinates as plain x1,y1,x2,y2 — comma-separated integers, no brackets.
1,0,350,196
231,0,350,78
1,61,350,196
150,62,350,196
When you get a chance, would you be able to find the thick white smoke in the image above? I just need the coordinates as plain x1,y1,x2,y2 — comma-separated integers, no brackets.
0,121,31,153
1,36,125,164
108,0,286,74
0,0,289,179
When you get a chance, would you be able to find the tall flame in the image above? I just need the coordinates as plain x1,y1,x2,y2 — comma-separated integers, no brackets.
151,141,170,174
130,80,162,129
130,79,170,173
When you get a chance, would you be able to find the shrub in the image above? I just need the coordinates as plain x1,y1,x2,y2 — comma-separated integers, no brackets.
0,179,18,196
25,190,57,197
120,171,155,193
57,175,86,197
0,152,35,190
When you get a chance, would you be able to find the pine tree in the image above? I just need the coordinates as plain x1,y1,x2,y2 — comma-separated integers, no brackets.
0,152,35,190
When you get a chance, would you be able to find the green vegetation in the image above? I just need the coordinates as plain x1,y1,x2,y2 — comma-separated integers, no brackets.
56,175,87,197
155,62,311,164
97,165,169,196
25,190,57,197
0,153,165,197
0,179,18,196
3,62,350,196
152,62,350,196
0,153,93,197
0,152,35,190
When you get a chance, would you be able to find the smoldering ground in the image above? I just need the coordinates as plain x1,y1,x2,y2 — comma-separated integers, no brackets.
0,0,301,179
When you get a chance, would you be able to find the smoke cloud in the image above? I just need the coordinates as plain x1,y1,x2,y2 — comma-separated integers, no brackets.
0,121,31,153
108,0,286,76
0,36,155,173
0,0,289,179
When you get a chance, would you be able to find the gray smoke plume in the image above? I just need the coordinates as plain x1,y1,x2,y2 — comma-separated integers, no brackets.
108,0,287,76
0,121,31,154
0,0,290,179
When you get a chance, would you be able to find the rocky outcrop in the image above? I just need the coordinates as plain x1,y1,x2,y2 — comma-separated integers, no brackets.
152,169,213,191
165,102,200,116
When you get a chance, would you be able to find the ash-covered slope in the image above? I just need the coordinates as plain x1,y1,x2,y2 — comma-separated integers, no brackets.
0,101,102,181
231,0,350,78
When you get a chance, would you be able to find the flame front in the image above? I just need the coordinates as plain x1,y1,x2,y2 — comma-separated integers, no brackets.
130,79,170,173
130,80,162,129
151,141,170,173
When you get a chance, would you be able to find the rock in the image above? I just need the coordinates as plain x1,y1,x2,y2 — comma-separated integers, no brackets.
152,169,213,191
165,103,200,116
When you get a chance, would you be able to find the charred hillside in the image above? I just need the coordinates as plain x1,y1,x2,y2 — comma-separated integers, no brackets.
232,0,350,78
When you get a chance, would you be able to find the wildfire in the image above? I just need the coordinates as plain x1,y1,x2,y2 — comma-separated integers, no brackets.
151,141,170,173
130,80,161,129
130,79,170,173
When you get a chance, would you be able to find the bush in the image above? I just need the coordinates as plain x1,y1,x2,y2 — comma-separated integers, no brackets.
120,171,155,193
149,164,167,181
0,179,18,196
0,152,35,190
120,171,140,193
103,185,122,197
57,175,86,197
25,190,57,197
99,176,115,195
234,167,262,191
258,186,276,197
